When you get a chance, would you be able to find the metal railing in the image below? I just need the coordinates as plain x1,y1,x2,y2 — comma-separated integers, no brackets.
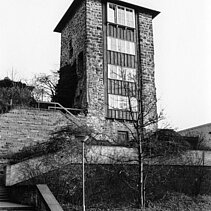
37,101,83,127
36,184,64,211
36,101,98,143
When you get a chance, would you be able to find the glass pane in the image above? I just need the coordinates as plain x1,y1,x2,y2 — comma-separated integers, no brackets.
108,64,118,79
129,42,135,55
108,3,115,23
107,37,111,50
118,96,128,110
117,6,125,26
107,37,117,52
109,94,118,109
126,9,135,28
117,39,125,54
130,97,138,112
126,68,136,82
125,41,130,54
117,39,122,53
125,41,135,55
117,66,125,80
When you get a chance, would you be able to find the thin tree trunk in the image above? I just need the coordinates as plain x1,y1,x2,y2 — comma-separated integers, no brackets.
138,140,144,208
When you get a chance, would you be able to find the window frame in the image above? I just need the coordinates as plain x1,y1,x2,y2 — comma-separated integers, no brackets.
107,37,135,55
108,64,136,82
117,131,129,143
107,2,135,28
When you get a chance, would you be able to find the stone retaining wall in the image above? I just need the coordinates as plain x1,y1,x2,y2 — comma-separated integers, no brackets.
0,108,70,155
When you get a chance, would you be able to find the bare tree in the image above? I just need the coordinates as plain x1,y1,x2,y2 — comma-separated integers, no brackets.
106,68,190,208
31,71,58,101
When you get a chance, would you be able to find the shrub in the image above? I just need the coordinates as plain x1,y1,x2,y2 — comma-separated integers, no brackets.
8,125,93,164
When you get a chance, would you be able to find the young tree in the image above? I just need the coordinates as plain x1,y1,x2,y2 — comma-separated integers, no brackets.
107,69,190,208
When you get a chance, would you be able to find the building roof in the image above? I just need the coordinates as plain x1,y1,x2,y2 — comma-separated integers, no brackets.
179,123,211,133
54,0,160,33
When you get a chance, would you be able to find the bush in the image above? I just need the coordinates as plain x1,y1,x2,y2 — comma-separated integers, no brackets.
0,99,11,113
8,125,93,164
0,86,36,106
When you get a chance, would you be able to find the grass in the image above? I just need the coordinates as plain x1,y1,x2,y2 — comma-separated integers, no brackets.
62,193,211,211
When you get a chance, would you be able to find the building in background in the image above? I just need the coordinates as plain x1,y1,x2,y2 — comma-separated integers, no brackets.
54,0,159,142
179,123,211,149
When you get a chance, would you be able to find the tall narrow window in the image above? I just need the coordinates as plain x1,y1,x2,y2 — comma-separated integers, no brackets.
108,3,116,23
108,65,118,79
117,6,125,26
107,37,117,52
130,97,138,112
109,94,118,109
77,52,84,75
125,41,135,55
69,39,73,59
126,9,135,28
118,96,128,110
125,67,136,82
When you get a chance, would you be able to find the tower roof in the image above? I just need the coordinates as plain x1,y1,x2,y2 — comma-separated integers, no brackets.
54,0,160,33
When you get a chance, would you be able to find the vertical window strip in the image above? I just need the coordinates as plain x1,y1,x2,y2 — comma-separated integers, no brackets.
117,6,125,26
126,9,135,28
108,3,115,23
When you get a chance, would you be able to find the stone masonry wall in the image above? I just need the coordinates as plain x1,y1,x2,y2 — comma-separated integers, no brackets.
86,0,104,115
59,0,87,108
0,109,70,155
60,0,86,68
138,13,157,129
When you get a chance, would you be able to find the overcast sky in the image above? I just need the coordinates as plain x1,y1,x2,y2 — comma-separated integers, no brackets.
0,0,210,130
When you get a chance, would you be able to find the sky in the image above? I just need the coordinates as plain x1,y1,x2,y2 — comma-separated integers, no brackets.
0,0,211,130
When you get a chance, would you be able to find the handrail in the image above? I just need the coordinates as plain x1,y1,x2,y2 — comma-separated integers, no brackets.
48,106,83,112
36,184,64,211
37,101,98,142
37,101,82,127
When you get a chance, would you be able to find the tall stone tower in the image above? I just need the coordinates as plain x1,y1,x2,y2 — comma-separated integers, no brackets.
54,0,159,142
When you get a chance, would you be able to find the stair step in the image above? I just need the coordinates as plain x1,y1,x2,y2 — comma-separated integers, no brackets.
0,196,9,198
0,202,34,210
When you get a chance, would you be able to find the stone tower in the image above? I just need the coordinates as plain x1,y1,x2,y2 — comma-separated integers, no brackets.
54,0,159,142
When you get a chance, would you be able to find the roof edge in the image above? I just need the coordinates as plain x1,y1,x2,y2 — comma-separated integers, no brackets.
54,0,160,33
179,122,211,133
54,0,83,33
108,0,160,19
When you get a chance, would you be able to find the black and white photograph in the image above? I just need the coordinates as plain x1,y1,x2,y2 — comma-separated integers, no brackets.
0,0,210,210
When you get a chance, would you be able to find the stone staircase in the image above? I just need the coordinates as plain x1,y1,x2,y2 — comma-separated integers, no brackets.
0,186,9,202
0,174,34,211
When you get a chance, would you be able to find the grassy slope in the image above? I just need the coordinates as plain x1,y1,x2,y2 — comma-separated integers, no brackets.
146,193,211,211
63,193,211,211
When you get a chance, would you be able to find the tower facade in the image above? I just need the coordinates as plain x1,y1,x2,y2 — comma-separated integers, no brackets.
54,0,159,142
